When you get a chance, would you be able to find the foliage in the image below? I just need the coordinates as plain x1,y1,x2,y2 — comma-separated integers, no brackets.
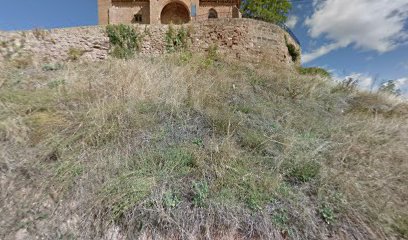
192,180,209,207
162,190,181,209
67,48,85,61
42,63,63,71
241,0,292,23
287,161,320,183
201,44,219,67
319,203,335,225
298,66,331,78
106,24,141,59
165,25,189,52
286,42,300,62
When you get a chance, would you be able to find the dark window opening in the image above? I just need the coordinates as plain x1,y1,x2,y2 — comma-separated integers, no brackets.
208,9,218,19
133,14,143,23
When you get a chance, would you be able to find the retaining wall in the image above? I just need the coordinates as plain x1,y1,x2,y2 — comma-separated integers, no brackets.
0,19,301,66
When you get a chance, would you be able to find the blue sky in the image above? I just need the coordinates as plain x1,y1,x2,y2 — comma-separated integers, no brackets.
287,0,408,95
0,0,97,30
0,0,407,95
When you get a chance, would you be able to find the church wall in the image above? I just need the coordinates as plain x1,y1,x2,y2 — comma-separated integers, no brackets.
99,0,238,24
109,2,150,24
195,6,235,20
98,0,111,25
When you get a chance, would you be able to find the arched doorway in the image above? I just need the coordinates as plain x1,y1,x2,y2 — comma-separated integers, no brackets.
161,2,190,24
208,8,218,19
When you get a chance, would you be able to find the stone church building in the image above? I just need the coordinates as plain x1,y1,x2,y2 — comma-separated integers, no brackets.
98,0,241,25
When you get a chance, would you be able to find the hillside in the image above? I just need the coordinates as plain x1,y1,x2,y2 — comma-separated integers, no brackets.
0,52,407,239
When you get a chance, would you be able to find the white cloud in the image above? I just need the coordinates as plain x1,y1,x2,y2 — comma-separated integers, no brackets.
286,15,298,29
394,77,408,93
302,41,347,63
303,0,408,63
334,74,408,96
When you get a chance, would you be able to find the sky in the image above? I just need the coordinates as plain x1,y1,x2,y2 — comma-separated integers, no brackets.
287,0,408,95
0,0,407,95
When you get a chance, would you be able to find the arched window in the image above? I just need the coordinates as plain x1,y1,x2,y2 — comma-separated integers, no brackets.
208,8,218,19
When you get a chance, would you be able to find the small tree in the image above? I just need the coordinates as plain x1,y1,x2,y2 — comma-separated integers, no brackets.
241,0,292,23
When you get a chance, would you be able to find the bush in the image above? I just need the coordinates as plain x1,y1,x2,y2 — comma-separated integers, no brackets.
287,161,320,183
67,48,85,61
286,43,300,62
192,180,209,207
165,25,189,53
298,66,331,78
106,24,141,59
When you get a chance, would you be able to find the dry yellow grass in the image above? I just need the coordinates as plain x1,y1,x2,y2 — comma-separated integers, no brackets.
0,53,407,239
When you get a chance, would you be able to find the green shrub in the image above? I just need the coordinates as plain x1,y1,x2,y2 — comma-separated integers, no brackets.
319,203,335,225
192,180,209,207
298,67,331,78
287,161,320,182
165,25,189,53
67,48,85,61
106,24,141,59
392,214,408,238
287,43,300,62
42,63,63,71
162,190,181,209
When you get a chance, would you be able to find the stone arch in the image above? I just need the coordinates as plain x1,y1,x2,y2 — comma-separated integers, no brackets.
160,1,190,24
208,8,218,19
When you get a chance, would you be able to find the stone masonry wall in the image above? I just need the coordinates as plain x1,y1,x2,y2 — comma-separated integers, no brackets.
0,19,301,66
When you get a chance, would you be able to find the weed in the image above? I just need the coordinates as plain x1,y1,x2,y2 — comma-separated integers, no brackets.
192,138,203,147
392,214,408,238
239,129,265,151
32,28,48,40
165,25,189,53
54,161,84,193
284,36,300,63
101,174,155,220
287,161,320,183
47,79,65,89
163,147,195,173
319,203,335,225
67,48,85,61
192,180,209,207
272,208,289,227
106,24,141,59
177,51,193,64
42,63,63,71
298,66,331,78
246,193,263,211
162,190,181,209
11,53,33,69
332,77,359,93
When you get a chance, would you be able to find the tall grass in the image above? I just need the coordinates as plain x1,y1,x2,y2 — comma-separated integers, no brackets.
0,53,407,239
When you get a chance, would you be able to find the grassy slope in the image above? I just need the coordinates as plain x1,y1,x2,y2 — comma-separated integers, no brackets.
0,53,407,239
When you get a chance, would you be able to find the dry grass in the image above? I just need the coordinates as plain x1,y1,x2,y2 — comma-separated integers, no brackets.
0,53,407,239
